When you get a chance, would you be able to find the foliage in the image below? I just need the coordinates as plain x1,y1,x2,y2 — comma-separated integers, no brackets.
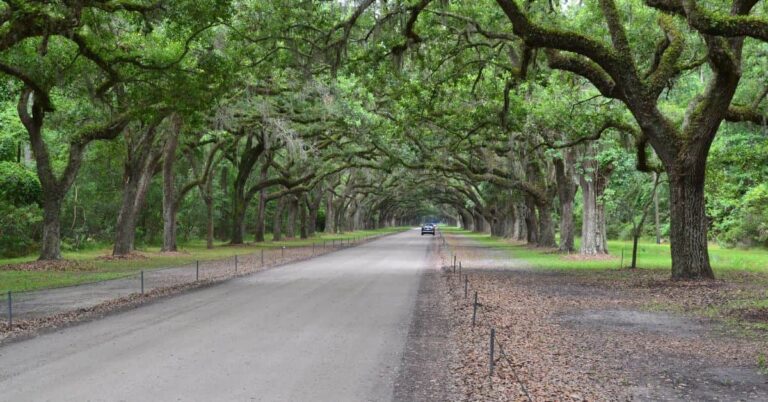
0,161,41,205
0,0,766,280
0,202,42,257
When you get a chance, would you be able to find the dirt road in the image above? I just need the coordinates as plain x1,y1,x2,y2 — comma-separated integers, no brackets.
0,230,449,402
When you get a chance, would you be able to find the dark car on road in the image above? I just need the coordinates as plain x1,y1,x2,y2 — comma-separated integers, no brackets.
421,224,435,236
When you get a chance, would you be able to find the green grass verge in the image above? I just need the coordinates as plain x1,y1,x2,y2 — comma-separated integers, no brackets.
0,227,408,293
443,227,768,335
441,227,768,274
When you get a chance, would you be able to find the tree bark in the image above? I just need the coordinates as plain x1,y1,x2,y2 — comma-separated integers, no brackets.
472,209,485,233
161,123,179,252
579,175,609,255
272,197,285,241
524,198,538,244
579,149,611,255
253,163,270,243
113,123,164,256
306,190,322,237
554,155,577,252
537,203,557,248
512,204,526,241
299,195,308,239
254,192,267,243
459,209,473,230
285,196,297,238
230,183,248,245
668,167,714,279
230,137,266,244
113,161,159,255
39,197,63,260
324,192,335,234
205,195,214,249
218,166,230,241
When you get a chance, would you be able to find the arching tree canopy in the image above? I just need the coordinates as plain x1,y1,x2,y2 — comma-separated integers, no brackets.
1,0,767,280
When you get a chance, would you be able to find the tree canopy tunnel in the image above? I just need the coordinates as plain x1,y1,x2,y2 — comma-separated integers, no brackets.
2,0,768,281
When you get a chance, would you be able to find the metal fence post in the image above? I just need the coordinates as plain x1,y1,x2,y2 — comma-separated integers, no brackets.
312,242,315,255
141,271,145,294
459,261,462,276
281,246,285,259
235,255,238,273
489,328,496,377
453,255,457,270
464,275,468,298
7,291,11,328
472,291,478,327
196,260,199,281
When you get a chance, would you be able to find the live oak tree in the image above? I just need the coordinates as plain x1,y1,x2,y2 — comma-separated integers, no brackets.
2,0,767,279
1,0,224,259
492,0,768,279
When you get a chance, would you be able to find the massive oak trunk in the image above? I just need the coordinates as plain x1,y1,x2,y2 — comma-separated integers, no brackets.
196,169,216,249
668,164,714,279
459,209,473,230
113,124,164,256
579,150,612,256
472,209,485,233
512,204,526,241
536,203,557,248
324,192,335,234
18,89,126,260
306,191,322,237
579,176,609,255
334,198,350,233
113,161,159,255
524,198,538,244
254,190,267,242
230,188,248,245
285,196,297,239
272,197,285,241
230,137,266,245
39,196,63,260
161,126,179,252
299,195,309,239
554,155,576,252
217,167,230,241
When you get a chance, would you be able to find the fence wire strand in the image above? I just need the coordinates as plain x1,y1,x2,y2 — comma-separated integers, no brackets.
3,234,383,327
439,229,534,402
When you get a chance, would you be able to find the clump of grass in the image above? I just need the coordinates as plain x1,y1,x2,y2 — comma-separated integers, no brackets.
758,354,768,374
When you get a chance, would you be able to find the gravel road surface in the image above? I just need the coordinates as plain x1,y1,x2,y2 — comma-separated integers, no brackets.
0,230,437,402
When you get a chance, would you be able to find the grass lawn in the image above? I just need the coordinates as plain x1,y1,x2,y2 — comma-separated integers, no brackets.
441,227,768,274
0,227,408,293
443,227,768,331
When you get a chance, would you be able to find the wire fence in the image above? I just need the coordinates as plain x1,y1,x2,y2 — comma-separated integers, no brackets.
437,230,534,402
1,235,377,329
